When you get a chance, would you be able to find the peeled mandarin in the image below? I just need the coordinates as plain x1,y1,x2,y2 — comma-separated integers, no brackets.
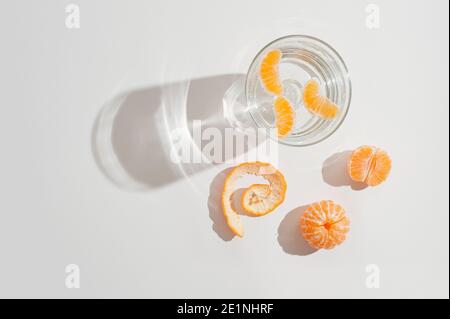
300,200,350,250
348,145,392,186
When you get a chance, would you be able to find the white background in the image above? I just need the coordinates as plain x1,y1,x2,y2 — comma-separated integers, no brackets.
0,0,448,298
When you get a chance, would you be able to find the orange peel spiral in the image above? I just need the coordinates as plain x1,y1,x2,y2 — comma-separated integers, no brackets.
221,162,287,237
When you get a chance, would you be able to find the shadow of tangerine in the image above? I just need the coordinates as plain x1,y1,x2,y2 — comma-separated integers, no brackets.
91,74,264,191
277,205,318,256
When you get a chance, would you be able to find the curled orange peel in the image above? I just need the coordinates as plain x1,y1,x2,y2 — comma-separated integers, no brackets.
221,162,287,237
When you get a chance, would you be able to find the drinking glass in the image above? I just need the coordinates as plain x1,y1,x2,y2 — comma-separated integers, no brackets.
245,35,352,146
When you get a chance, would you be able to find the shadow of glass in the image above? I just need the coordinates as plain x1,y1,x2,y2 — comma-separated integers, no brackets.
322,150,368,191
92,74,264,191
277,205,318,256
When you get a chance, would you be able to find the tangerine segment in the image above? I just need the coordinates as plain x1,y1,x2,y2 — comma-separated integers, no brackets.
274,96,294,137
303,79,339,119
222,162,287,236
300,200,350,250
259,49,283,96
348,146,392,186
303,78,320,106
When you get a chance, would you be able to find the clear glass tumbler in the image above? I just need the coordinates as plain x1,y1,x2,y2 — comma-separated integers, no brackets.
245,35,352,146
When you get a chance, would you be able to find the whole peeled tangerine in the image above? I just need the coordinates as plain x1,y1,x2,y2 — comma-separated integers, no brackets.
300,200,350,250
348,145,392,186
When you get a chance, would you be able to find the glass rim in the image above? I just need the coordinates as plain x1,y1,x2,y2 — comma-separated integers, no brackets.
245,34,352,147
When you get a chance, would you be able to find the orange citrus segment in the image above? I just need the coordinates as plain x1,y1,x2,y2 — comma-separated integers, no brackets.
303,78,320,106
309,96,339,119
348,146,374,182
259,49,283,96
303,79,339,119
300,200,350,250
366,149,392,186
274,96,294,137
222,162,287,237
348,146,392,186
